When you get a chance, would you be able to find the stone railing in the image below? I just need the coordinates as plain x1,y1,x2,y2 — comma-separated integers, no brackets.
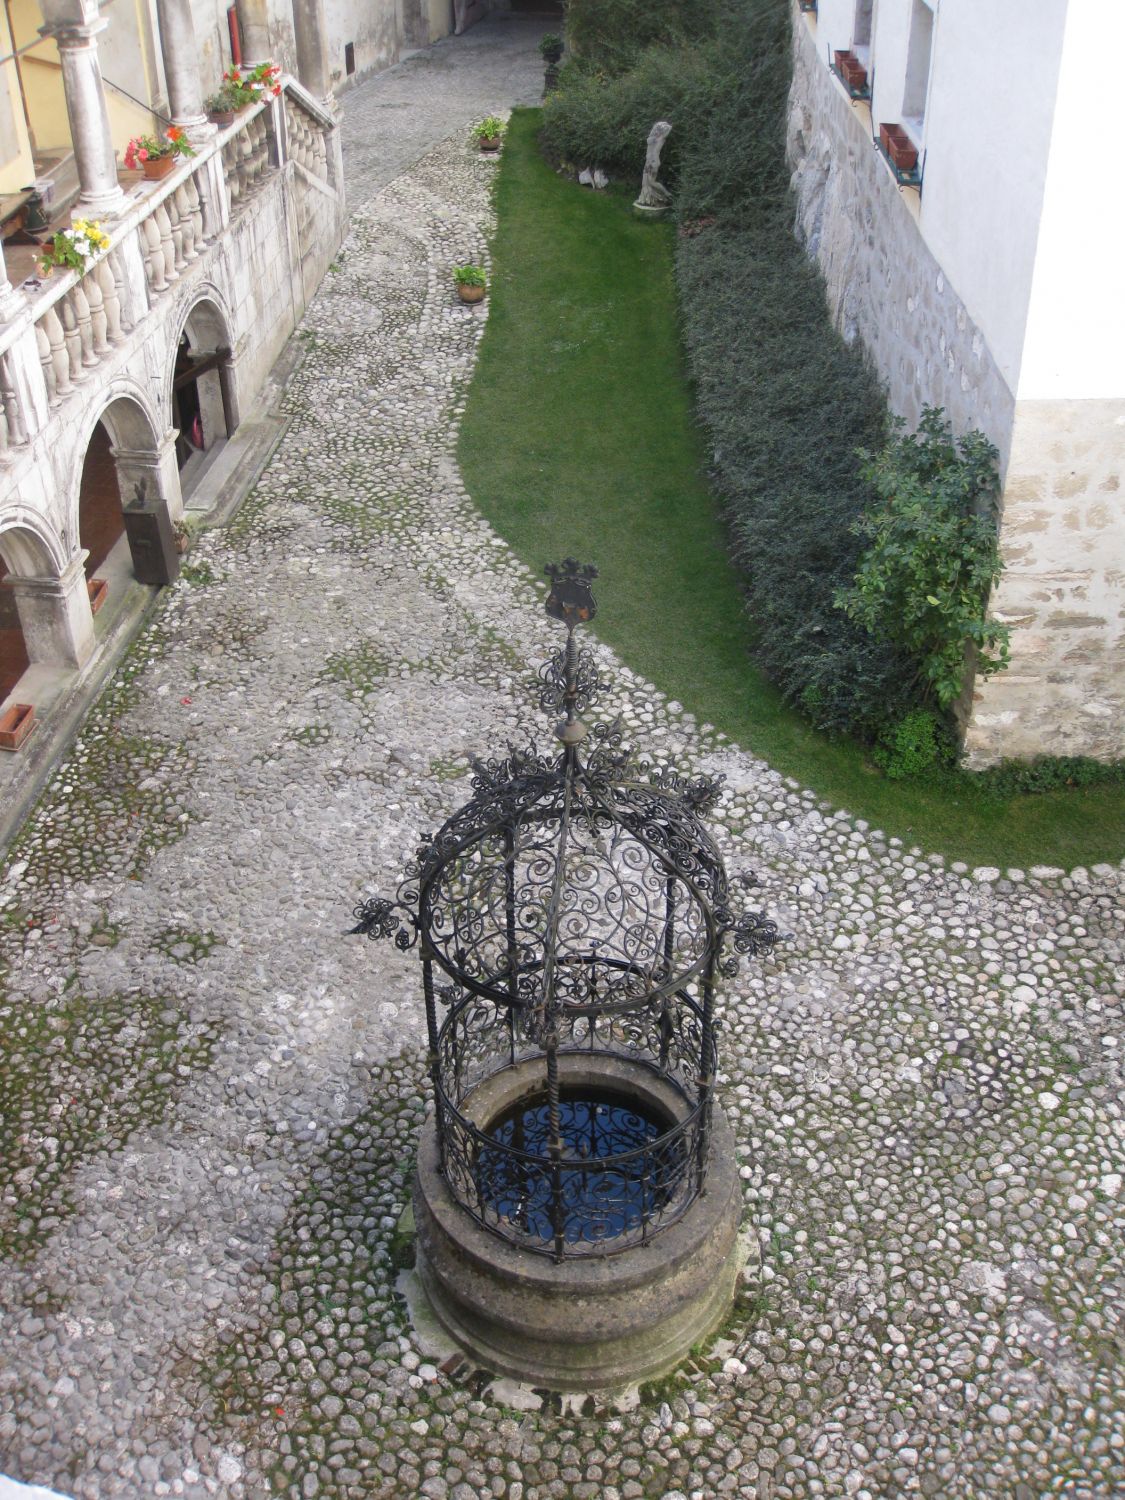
220,107,273,211
284,93,329,184
34,247,132,407
0,78,336,450
139,169,208,296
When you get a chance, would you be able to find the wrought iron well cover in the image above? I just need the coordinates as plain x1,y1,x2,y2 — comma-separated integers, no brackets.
353,561,777,1265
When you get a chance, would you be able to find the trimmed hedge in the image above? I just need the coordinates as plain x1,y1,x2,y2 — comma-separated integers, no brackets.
562,0,725,76
541,0,1037,755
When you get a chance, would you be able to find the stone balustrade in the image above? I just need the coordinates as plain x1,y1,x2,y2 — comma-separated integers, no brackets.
34,248,131,406
0,81,334,447
284,94,329,183
220,108,273,211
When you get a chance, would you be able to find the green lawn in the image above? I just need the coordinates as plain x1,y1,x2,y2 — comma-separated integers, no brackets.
458,109,1125,870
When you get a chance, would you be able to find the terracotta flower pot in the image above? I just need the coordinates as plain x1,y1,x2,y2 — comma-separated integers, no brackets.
457,283,486,304
880,122,918,172
0,702,36,752
87,577,108,615
209,109,237,127
478,137,501,153
142,154,177,180
835,50,868,91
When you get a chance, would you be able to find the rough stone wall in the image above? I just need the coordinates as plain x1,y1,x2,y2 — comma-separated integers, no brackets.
965,398,1125,764
786,17,1015,464
786,14,1123,765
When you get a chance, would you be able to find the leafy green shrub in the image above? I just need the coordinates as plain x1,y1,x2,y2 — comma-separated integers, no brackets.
872,710,951,779
836,409,1009,710
539,42,717,181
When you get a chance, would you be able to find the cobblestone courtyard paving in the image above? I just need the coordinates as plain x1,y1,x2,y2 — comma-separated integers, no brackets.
2,17,1123,1500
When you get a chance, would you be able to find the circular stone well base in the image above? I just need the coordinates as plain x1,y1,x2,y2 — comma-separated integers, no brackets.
412,1057,744,1392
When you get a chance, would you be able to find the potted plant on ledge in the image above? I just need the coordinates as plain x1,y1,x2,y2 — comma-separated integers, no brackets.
471,116,505,153
453,264,487,304
124,126,195,180
38,218,110,276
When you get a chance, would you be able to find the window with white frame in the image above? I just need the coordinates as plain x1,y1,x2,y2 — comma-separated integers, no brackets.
902,0,935,139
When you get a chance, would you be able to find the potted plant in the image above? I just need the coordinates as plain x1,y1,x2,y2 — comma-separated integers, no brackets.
210,63,280,120
471,116,505,153
172,520,190,555
453,264,487,304
879,122,918,172
538,33,564,65
38,218,110,276
124,126,195,180
205,81,247,126
0,702,36,752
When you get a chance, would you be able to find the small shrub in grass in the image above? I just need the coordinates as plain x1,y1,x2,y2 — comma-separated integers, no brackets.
965,755,1125,800
873,710,952,780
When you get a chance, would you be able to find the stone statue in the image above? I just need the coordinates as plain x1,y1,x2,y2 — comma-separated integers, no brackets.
634,121,673,214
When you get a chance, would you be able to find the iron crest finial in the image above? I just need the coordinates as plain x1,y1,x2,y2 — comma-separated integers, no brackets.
544,560,598,629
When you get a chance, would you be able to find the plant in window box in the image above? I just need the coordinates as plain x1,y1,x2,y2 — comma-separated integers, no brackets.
38,218,110,275
471,116,505,152
453,263,487,303
124,126,195,180
879,123,918,173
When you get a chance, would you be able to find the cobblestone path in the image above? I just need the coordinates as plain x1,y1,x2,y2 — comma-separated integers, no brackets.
1,18,1123,1500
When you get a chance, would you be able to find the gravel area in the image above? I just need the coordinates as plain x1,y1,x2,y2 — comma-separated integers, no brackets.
1,16,1122,1500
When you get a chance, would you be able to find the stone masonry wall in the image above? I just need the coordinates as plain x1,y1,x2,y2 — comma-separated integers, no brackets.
965,398,1125,764
786,16,1015,465
786,13,1123,765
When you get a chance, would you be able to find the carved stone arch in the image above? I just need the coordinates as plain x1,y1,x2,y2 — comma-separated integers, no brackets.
168,290,239,487
0,509,94,682
68,389,183,596
0,509,67,579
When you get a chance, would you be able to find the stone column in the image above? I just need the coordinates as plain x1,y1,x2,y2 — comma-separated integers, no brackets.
237,0,272,65
40,3,127,219
154,0,212,140
113,430,184,522
0,239,25,321
291,0,333,101
6,556,96,669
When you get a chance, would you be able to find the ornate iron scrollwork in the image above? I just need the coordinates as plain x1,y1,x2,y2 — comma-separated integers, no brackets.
350,560,781,1261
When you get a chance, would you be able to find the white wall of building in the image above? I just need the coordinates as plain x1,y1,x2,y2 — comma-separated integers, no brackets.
814,0,1066,397
1018,3,1125,399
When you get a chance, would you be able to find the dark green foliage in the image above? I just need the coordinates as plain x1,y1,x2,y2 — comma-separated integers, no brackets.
963,755,1125,800
677,220,916,737
837,410,1009,710
563,0,724,75
873,710,952,780
673,0,792,225
670,0,929,738
539,43,717,182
